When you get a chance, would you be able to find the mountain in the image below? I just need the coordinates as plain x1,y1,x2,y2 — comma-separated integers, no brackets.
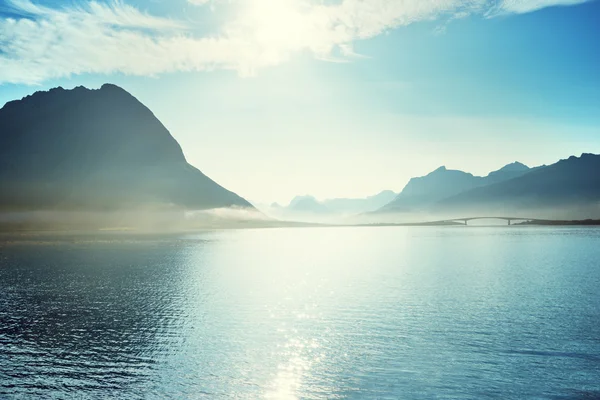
0,84,252,212
285,191,398,215
379,162,532,212
288,195,331,214
257,190,397,223
485,161,531,183
323,190,397,214
433,153,600,218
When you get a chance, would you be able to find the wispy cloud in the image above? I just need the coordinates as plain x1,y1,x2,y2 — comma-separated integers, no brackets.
493,0,594,14
0,0,594,85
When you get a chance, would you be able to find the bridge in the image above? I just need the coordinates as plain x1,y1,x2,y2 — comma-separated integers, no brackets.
444,217,542,226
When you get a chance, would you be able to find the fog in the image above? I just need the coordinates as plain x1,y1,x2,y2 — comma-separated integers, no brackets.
257,201,600,226
1,200,599,233
0,204,341,232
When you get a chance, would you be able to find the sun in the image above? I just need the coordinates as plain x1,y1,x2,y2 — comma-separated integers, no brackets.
226,0,332,58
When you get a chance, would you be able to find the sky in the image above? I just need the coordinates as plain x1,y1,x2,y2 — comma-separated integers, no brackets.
0,0,599,205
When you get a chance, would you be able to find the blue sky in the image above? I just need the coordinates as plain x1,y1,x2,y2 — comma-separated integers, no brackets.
1,0,599,203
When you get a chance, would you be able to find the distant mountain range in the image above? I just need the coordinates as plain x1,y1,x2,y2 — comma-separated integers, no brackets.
0,84,252,212
379,162,534,213
288,190,397,214
260,190,397,221
1,83,599,227
377,154,600,220
287,195,332,214
433,154,600,217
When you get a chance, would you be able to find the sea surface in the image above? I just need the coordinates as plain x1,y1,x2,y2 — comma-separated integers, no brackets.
1,227,599,399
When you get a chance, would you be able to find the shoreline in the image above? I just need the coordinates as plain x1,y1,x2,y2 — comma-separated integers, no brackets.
1,218,600,237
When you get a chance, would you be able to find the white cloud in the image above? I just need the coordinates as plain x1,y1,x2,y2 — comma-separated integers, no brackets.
493,0,593,14
187,0,215,4
0,0,593,85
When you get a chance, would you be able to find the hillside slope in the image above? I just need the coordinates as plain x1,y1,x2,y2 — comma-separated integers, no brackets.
0,84,252,211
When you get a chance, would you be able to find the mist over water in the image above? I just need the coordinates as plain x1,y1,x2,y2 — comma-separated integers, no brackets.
1,227,600,399
0,207,273,231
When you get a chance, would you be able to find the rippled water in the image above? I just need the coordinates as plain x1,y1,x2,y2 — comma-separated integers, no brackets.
1,227,599,399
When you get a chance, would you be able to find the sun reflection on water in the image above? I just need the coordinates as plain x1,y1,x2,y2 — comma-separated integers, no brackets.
264,337,322,400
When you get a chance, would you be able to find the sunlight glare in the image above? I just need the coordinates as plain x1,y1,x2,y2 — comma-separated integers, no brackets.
226,0,337,67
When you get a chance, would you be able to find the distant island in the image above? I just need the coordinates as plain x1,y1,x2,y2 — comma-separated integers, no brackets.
359,218,600,227
516,219,600,226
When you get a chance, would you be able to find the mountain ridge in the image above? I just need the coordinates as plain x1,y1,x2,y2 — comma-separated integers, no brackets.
256,190,398,222
0,84,253,212
432,153,600,218
379,162,533,213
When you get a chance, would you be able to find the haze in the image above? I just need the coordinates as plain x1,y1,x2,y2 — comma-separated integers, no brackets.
1,0,599,205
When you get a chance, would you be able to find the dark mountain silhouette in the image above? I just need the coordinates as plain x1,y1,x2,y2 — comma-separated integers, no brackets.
485,161,531,183
0,84,253,212
379,162,532,212
433,153,600,217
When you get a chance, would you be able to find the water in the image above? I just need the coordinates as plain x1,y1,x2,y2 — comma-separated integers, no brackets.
1,227,599,399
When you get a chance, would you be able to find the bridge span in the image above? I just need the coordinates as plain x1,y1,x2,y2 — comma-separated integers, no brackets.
445,217,542,226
